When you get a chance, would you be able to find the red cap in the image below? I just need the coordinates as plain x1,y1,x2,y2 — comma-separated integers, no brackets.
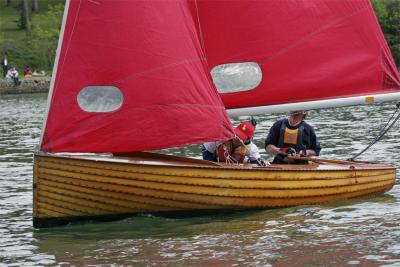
234,121,255,141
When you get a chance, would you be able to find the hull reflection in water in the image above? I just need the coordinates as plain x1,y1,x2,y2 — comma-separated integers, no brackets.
33,151,395,228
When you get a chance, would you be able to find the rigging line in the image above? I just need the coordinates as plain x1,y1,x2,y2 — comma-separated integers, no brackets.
374,103,400,137
349,103,400,161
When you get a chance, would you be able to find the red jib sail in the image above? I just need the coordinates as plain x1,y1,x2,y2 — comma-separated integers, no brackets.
41,0,234,152
192,0,400,112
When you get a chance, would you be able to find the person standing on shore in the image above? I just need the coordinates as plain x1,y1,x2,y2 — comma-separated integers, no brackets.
2,55,8,79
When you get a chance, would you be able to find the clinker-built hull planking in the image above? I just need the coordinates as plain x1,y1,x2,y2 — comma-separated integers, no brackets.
33,152,395,228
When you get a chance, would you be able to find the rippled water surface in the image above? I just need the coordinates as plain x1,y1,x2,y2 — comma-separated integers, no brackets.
1,93,400,266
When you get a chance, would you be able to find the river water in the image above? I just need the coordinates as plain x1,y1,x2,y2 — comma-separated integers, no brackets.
0,93,399,266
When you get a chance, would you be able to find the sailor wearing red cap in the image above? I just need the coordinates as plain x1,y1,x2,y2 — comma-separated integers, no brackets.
202,121,267,166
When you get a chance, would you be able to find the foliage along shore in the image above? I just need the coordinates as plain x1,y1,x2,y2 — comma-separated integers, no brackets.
0,0,64,75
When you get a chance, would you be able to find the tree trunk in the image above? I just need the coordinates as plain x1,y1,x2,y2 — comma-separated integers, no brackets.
22,0,32,35
32,0,39,12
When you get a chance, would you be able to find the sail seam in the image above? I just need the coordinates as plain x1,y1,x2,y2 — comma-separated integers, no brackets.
194,0,207,59
111,58,207,84
259,5,370,64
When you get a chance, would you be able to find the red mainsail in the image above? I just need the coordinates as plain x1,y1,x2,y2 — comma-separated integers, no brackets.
193,0,400,110
41,0,234,152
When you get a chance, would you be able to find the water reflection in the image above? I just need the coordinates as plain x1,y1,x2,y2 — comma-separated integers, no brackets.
33,193,399,266
1,94,400,266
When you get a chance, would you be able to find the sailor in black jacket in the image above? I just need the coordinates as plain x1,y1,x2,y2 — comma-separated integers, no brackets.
265,110,321,164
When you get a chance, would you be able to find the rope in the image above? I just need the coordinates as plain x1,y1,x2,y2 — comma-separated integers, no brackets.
223,147,238,165
250,116,257,127
349,103,400,161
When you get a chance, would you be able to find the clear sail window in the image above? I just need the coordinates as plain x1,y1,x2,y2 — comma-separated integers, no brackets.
211,62,262,93
77,86,123,112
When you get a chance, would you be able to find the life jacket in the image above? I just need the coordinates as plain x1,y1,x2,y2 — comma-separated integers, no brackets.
216,140,248,163
273,121,308,164
277,121,306,152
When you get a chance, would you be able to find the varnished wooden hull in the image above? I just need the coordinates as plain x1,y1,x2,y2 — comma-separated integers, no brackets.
33,152,396,228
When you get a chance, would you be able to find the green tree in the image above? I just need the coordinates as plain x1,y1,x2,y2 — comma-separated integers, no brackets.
371,0,400,68
30,3,64,70
19,0,32,35
31,0,39,13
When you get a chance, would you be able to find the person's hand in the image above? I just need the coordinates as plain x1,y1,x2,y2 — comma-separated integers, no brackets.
299,150,307,157
256,158,269,166
287,147,296,155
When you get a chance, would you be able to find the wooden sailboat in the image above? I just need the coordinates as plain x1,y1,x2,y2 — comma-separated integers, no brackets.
33,0,400,228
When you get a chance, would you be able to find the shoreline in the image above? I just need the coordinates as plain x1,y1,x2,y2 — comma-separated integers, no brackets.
0,76,50,94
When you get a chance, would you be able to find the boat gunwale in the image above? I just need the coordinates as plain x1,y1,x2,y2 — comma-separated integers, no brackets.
34,151,396,172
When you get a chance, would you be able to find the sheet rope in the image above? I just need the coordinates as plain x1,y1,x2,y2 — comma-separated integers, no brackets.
349,102,400,161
